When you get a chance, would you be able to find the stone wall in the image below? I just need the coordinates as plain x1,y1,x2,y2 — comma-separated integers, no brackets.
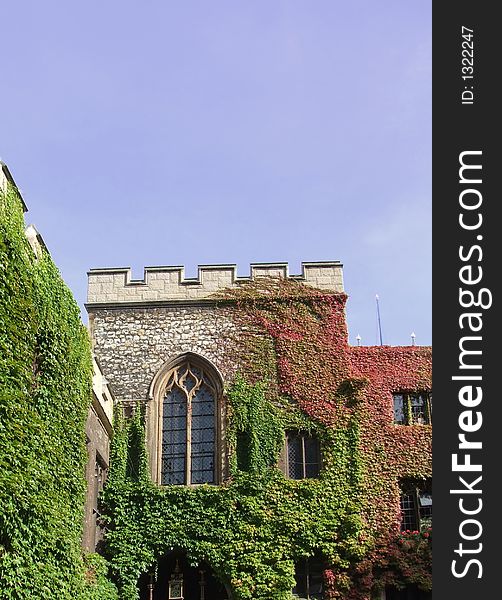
83,406,110,552
88,304,238,403
88,303,239,483
82,358,114,552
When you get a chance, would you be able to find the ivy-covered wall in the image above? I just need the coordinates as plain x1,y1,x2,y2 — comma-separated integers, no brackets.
0,184,116,599
99,278,432,599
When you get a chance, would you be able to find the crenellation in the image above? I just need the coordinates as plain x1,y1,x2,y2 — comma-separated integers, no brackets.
249,263,289,279
86,261,343,305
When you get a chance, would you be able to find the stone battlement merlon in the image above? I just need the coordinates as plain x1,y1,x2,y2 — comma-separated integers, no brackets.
86,261,344,305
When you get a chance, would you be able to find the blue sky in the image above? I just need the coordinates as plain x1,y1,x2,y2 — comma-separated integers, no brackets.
1,1,431,346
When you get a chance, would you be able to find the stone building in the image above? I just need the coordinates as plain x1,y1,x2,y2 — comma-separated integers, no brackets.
82,357,114,552
86,262,432,600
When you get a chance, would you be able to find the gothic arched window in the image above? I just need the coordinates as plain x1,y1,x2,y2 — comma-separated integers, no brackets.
161,361,217,485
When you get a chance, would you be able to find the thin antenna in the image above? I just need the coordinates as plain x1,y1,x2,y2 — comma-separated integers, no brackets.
375,294,383,346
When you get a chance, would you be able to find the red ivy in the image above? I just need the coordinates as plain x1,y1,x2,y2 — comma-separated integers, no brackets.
221,279,432,598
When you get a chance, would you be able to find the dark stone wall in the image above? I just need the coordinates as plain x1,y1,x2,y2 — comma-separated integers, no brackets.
83,404,111,552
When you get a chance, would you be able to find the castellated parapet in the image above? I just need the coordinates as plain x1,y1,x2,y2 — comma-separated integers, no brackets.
86,261,344,305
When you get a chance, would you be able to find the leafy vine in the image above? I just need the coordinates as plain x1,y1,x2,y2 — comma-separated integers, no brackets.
0,184,113,599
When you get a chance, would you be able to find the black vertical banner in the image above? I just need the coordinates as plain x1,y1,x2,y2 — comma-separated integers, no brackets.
434,2,499,598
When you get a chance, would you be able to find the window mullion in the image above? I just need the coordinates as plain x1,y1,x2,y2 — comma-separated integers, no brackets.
414,488,420,530
302,436,306,479
186,391,192,485
306,560,311,600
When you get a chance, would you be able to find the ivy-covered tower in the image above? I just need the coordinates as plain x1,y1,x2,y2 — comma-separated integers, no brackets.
86,262,432,600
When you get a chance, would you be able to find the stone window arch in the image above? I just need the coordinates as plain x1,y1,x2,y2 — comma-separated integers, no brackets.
148,353,224,485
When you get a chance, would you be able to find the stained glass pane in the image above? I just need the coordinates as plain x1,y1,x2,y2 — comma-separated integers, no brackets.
191,467,214,484
162,387,187,485
162,365,219,486
164,415,186,430
164,388,186,415
191,470,214,484
162,442,185,455
304,436,320,478
410,394,426,424
191,366,202,378
161,463,185,484
163,427,185,444
393,394,405,424
191,455,214,471
287,433,303,479
192,428,214,443
400,491,418,531
182,371,197,392
419,491,432,526
191,383,215,484
192,387,215,415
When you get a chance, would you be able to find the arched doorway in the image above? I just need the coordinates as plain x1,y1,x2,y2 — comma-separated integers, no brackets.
139,552,231,600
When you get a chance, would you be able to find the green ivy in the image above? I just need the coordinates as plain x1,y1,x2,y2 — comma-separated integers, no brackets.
99,278,430,599
0,184,117,599
226,376,284,475
84,554,120,600
100,374,365,600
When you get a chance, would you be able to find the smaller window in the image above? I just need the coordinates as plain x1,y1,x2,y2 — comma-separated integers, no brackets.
292,557,324,599
286,431,321,479
393,392,432,425
400,479,432,531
